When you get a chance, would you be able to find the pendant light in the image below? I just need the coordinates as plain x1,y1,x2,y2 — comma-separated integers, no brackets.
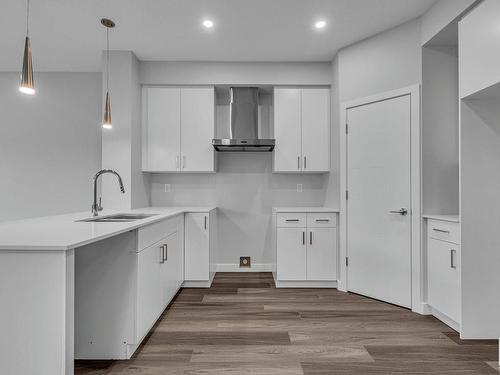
19,0,35,95
101,18,115,129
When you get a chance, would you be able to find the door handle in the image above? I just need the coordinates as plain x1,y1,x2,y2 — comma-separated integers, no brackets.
309,231,312,245
160,245,165,264
302,231,305,245
432,228,450,234
389,208,408,216
450,249,456,269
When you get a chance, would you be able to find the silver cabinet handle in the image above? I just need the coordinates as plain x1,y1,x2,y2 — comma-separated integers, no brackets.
315,219,329,222
297,156,300,170
182,155,186,169
286,219,299,222
304,156,307,170
302,231,305,245
450,249,456,269
389,208,408,216
160,245,165,264
164,244,168,262
309,231,312,245
204,216,207,230
433,228,450,234
176,156,179,170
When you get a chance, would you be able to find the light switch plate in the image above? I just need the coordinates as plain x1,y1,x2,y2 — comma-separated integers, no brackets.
297,184,303,193
164,184,171,193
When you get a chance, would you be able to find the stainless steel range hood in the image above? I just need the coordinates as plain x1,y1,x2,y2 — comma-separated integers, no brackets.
212,87,275,152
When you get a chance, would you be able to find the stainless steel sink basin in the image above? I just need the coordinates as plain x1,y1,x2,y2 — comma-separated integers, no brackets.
77,213,158,223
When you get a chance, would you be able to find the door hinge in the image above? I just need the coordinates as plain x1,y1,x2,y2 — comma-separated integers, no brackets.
346,257,349,267
346,190,349,200
345,123,348,134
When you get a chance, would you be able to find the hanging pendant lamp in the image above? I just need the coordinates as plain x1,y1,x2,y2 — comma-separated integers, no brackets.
101,18,115,129
19,0,35,95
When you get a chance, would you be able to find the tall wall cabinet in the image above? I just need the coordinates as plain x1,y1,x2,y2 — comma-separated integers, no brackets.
142,87,215,173
273,88,330,173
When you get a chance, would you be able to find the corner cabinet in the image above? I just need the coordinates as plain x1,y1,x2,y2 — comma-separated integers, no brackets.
273,88,330,173
142,87,215,173
273,208,338,288
425,217,461,330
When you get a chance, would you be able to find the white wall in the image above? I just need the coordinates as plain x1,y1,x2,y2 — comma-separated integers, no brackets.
101,51,150,211
0,73,101,221
151,154,327,265
337,19,422,103
140,61,332,86
421,0,477,46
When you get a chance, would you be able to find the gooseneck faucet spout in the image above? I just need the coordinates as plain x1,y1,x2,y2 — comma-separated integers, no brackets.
92,169,125,216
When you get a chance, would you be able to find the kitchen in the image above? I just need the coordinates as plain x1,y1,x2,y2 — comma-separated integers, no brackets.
0,0,499,374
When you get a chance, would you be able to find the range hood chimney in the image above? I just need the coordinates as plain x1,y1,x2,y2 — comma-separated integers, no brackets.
212,87,275,152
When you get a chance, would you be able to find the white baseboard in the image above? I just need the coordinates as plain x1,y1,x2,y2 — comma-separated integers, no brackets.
216,263,273,272
422,303,460,332
274,280,338,288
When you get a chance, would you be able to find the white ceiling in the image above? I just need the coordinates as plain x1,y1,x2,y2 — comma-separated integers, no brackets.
0,0,436,72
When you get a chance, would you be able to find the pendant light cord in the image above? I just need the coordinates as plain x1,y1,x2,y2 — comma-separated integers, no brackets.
106,27,110,93
26,0,30,36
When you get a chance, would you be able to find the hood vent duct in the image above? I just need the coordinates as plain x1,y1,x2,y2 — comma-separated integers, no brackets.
212,87,275,152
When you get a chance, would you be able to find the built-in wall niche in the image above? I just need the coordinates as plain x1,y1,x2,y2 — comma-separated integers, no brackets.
215,86,274,140
421,19,459,215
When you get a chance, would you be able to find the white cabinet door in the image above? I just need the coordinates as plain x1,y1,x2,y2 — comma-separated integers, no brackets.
460,0,500,98
428,238,460,322
277,227,306,280
301,88,330,172
307,227,337,281
145,87,181,171
185,213,210,281
161,231,181,307
181,88,215,172
274,88,302,172
136,241,163,342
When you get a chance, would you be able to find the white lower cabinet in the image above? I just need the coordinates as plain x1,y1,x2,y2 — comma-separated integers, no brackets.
184,209,216,287
274,209,337,287
426,218,461,328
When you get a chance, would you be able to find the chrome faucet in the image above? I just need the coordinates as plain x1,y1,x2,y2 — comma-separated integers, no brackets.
92,169,125,216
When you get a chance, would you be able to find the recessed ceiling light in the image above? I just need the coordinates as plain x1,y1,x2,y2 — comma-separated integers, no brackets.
202,19,214,28
315,20,326,29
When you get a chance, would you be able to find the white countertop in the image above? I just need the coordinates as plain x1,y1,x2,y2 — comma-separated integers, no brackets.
0,206,216,251
422,214,459,223
273,206,340,213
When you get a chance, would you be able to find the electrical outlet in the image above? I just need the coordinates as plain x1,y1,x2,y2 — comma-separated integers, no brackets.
297,184,303,193
164,184,171,193
240,256,251,268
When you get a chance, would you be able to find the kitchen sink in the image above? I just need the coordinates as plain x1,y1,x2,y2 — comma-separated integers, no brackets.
77,213,158,223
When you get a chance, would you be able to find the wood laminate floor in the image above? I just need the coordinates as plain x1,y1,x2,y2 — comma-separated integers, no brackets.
76,272,499,374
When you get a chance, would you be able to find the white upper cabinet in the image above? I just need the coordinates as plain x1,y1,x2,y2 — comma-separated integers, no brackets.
301,88,330,172
142,86,215,172
144,87,181,171
273,87,330,173
180,88,215,172
459,0,500,98
273,88,302,172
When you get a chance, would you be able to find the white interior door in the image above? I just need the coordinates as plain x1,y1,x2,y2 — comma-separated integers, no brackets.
180,88,215,172
346,95,411,308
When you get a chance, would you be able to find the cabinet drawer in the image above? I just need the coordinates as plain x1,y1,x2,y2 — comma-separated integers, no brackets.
276,213,306,227
138,215,181,251
307,213,337,228
427,220,460,244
